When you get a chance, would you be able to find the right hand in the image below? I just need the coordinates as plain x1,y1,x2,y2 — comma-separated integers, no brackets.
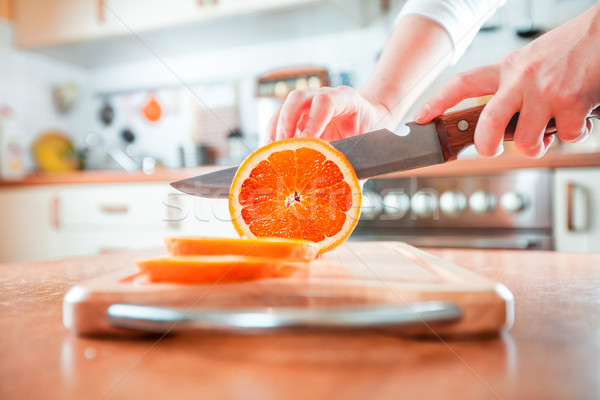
414,4,600,158
265,85,391,143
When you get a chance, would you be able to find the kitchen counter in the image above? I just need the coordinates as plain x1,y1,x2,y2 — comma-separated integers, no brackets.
0,166,225,186
1,150,599,186
1,247,599,399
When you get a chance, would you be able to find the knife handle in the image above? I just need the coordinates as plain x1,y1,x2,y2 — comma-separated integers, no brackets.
434,104,600,161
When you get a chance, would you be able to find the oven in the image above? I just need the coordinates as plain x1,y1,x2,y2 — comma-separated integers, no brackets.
350,169,553,250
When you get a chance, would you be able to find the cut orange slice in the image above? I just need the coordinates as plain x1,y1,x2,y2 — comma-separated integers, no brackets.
135,256,305,284
229,137,362,254
165,236,319,261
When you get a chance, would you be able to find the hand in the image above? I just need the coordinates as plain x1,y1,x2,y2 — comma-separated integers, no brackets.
414,4,600,158
265,86,390,143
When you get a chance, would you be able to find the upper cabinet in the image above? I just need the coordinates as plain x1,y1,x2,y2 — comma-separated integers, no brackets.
12,0,374,49
0,0,13,20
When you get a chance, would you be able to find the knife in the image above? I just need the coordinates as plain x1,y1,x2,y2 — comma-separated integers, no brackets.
171,104,600,198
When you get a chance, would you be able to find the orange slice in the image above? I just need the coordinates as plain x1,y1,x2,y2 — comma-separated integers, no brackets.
229,137,362,254
135,256,305,284
165,236,319,261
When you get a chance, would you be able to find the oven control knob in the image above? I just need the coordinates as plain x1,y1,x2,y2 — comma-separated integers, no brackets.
361,189,382,219
411,191,437,218
382,191,410,217
469,190,497,214
439,191,467,216
500,192,527,213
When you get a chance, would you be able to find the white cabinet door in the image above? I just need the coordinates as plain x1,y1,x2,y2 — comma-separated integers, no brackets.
0,182,237,262
553,168,600,253
58,183,173,231
0,186,61,262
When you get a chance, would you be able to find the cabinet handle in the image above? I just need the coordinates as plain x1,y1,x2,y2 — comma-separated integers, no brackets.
97,0,105,23
50,196,60,230
567,182,575,231
566,182,589,232
99,204,129,214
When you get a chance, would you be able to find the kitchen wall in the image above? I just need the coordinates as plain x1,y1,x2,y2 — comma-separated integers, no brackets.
0,19,92,173
84,10,392,169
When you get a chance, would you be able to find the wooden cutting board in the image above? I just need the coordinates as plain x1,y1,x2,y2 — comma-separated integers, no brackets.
63,242,513,338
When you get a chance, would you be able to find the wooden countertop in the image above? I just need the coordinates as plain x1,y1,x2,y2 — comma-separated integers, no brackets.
1,247,599,399
1,150,599,187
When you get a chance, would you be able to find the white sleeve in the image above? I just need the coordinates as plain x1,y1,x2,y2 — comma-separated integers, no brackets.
397,0,506,64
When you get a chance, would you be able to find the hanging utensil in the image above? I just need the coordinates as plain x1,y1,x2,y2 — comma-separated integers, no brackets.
142,93,162,123
99,98,115,126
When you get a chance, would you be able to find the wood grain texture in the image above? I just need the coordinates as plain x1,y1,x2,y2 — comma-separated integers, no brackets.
63,242,512,338
0,245,600,400
2,247,600,399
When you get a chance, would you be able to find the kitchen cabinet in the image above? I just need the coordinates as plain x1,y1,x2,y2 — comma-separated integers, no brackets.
12,0,327,48
0,185,61,262
0,0,12,20
0,181,236,262
553,167,600,253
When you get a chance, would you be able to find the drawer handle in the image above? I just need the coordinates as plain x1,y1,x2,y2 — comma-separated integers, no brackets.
50,196,60,230
566,182,590,232
99,204,129,214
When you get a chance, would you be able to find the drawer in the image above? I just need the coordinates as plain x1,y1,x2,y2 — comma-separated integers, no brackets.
56,183,180,231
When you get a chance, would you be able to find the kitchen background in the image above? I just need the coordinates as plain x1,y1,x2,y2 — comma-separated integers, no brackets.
0,0,598,261
1,0,596,173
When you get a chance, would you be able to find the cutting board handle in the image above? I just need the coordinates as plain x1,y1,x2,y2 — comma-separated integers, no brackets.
106,302,461,334
434,104,600,161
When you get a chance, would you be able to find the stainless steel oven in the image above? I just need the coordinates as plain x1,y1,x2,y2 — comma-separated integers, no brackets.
350,169,553,250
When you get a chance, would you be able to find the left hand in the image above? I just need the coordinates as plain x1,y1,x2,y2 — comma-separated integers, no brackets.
414,4,600,158
265,86,390,143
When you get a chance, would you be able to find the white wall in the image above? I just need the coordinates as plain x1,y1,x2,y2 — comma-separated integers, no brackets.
0,20,91,172
85,23,389,168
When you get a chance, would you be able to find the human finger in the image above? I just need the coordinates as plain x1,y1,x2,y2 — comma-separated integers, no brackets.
265,105,282,144
512,103,553,158
300,87,359,138
554,108,591,143
276,89,318,141
474,91,521,157
414,65,500,123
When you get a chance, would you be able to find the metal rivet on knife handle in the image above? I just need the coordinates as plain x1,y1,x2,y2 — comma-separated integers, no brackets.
457,120,469,132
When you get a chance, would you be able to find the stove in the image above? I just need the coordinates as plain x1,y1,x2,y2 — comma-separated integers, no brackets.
351,169,553,250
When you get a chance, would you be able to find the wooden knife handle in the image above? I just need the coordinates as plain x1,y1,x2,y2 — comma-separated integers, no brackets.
434,104,600,161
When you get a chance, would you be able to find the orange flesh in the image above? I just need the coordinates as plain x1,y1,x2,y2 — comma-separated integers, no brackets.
164,236,318,261
238,147,353,243
136,256,305,284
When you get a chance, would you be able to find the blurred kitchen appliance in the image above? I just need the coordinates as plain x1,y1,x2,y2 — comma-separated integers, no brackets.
256,66,328,145
353,169,553,250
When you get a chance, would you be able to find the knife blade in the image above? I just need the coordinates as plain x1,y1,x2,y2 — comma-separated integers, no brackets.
171,104,600,199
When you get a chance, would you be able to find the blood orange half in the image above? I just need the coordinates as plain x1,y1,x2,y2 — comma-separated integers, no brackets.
229,137,362,254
